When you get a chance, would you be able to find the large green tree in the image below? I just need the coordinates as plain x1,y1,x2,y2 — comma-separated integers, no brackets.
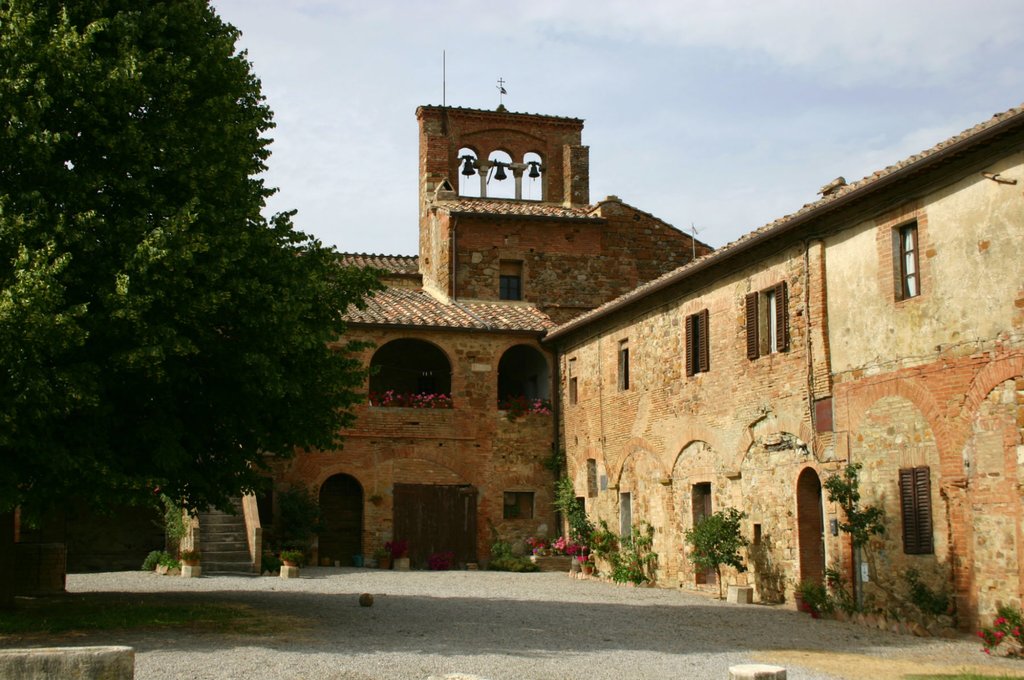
0,0,380,518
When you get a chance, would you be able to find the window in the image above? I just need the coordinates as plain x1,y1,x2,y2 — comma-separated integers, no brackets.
586,459,598,497
617,340,630,390
899,466,933,554
619,492,632,537
893,221,920,300
568,358,578,405
746,283,789,359
503,491,534,519
685,309,709,375
499,260,523,300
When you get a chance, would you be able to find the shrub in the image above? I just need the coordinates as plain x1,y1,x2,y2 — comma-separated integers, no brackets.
610,521,657,585
276,486,322,551
488,556,538,572
142,550,170,571
157,553,180,569
979,605,1024,657
904,568,950,617
385,539,408,559
797,580,834,618
684,508,747,599
279,549,304,565
261,551,282,574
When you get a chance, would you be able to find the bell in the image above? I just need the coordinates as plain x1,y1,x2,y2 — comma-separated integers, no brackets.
528,162,541,179
460,156,476,176
493,163,507,181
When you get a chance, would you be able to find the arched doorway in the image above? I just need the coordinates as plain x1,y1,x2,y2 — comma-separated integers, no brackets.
318,474,363,566
796,468,825,586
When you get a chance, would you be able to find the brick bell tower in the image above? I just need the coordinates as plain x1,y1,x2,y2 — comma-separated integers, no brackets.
416,105,590,212
415,105,592,302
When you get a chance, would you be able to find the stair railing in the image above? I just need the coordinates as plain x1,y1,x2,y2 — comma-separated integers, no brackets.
241,494,263,574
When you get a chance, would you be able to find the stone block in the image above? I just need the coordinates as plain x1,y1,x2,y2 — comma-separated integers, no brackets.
0,645,135,679
727,585,754,604
729,664,786,679
280,565,300,579
181,565,201,578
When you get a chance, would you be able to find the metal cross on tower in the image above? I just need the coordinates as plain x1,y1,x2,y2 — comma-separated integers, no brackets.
497,77,507,106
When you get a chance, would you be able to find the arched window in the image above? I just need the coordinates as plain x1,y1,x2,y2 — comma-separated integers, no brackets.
522,151,544,201
497,344,551,413
457,147,480,198
369,339,453,408
485,150,515,200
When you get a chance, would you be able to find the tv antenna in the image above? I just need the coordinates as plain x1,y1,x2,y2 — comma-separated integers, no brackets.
689,223,702,261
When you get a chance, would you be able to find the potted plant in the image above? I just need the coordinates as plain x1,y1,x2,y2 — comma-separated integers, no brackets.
386,540,410,570
180,549,200,567
280,549,304,567
373,546,391,570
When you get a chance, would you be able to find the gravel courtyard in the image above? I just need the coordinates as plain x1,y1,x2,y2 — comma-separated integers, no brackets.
6,568,1024,679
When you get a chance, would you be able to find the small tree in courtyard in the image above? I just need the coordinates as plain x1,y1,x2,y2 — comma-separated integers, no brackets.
685,507,747,599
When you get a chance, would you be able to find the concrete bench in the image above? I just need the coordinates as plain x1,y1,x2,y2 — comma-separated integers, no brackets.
727,585,754,604
0,645,134,679
729,664,786,679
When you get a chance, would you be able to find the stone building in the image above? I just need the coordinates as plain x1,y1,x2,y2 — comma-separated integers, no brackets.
546,103,1024,629
267,105,708,569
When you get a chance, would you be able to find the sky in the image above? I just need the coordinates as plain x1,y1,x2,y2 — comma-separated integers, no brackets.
211,0,1024,255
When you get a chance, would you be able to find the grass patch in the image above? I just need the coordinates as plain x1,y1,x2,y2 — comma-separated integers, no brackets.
904,674,1024,679
0,594,276,636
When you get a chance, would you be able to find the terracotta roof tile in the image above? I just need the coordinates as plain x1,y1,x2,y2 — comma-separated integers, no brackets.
339,253,419,274
417,104,583,124
344,287,552,332
547,102,1024,341
437,199,603,221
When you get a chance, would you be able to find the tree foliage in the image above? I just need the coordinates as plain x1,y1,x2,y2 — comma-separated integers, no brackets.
684,507,747,599
0,0,380,516
822,463,885,548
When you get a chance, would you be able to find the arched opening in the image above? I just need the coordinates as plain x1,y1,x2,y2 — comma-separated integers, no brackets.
522,151,544,201
485,150,515,199
318,474,363,566
796,467,826,586
497,344,550,411
369,339,453,408
457,147,480,197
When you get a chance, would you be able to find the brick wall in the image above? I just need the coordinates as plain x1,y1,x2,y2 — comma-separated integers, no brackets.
276,326,557,564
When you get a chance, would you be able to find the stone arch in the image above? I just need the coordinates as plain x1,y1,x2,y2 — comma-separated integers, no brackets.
669,440,718,585
616,443,672,579
457,146,481,197
843,377,953,470
485,149,515,199
731,409,815,473
521,150,544,201
497,343,551,405
369,338,453,407
850,394,949,613
962,354,1024,426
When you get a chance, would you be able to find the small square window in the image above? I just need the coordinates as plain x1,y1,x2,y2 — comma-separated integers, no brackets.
499,260,523,300
503,491,534,519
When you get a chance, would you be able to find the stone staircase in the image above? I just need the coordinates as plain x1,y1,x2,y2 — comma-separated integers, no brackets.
198,499,255,574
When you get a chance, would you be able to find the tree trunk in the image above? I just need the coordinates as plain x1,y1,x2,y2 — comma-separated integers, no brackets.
0,512,15,610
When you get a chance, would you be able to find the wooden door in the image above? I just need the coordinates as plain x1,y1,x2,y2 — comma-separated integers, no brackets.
393,484,477,568
319,474,363,565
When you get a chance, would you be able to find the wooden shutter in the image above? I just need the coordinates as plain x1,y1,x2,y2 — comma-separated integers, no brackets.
900,466,933,554
685,314,695,376
774,282,789,353
745,292,759,360
698,308,710,373
913,467,932,554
